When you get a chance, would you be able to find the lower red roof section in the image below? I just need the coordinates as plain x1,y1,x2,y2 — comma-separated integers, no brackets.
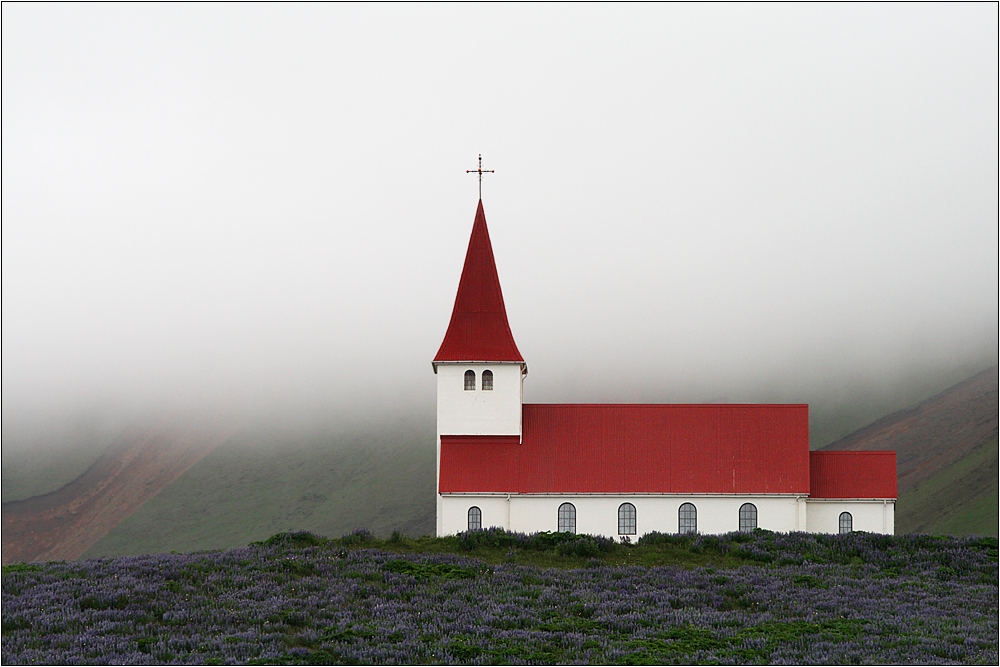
440,404,811,494
809,451,897,499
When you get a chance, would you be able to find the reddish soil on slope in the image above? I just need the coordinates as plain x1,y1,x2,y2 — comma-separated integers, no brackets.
821,367,998,494
2,421,230,565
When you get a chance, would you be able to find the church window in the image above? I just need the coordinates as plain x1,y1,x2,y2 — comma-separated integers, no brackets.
839,511,853,534
464,370,476,390
739,503,757,532
678,503,697,534
618,502,636,535
558,502,576,533
482,370,493,391
468,506,482,531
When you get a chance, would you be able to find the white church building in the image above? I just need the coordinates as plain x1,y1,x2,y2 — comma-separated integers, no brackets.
433,200,896,539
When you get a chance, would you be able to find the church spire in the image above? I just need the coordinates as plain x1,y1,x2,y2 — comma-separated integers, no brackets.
433,200,524,365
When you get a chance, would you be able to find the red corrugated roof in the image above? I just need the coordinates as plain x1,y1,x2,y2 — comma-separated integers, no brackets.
434,200,524,363
440,404,811,494
809,451,897,499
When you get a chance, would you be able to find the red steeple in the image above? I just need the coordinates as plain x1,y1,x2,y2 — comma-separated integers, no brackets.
434,200,524,364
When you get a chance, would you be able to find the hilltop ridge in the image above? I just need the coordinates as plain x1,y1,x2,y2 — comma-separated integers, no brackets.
821,366,997,493
2,367,996,564
822,366,998,535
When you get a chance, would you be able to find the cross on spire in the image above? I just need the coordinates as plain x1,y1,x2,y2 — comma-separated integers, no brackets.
466,154,494,199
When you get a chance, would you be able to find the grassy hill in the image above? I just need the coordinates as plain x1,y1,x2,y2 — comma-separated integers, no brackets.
82,418,436,558
0,413,123,503
896,436,998,535
822,366,998,536
5,363,996,561
804,358,999,450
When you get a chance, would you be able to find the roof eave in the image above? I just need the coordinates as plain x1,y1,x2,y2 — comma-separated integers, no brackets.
432,360,528,375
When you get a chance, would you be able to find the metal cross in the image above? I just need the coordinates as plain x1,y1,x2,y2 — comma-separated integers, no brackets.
466,154,494,199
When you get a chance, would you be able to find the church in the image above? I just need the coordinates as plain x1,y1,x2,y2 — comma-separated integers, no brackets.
433,199,897,538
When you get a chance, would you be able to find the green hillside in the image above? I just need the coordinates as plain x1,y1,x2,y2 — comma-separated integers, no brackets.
13,361,992,561
83,419,436,558
806,359,997,449
1,416,118,503
896,436,998,536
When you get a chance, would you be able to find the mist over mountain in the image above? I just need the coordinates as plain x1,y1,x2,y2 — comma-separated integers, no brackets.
3,5,997,439
2,352,996,565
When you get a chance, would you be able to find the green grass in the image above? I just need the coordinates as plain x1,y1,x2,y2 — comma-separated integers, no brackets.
246,528,999,574
1,420,111,502
251,531,751,570
82,419,436,559
350,534,752,570
1,450,100,503
896,436,998,536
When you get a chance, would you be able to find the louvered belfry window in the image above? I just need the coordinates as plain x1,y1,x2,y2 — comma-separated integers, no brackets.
558,503,576,533
482,370,493,391
618,503,636,535
839,512,853,534
468,506,482,531
678,503,697,534
464,370,476,390
739,503,757,532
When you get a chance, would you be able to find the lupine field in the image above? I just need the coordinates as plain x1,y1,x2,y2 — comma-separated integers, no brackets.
2,529,997,665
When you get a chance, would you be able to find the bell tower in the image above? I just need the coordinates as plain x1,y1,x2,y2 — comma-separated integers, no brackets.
433,199,526,436
433,200,526,532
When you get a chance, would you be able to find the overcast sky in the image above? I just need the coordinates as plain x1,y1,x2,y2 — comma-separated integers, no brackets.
3,4,997,423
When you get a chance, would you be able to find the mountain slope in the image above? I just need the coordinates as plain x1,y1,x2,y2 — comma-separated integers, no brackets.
82,418,436,559
894,436,998,535
822,366,998,535
7,367,994,563
821,367,998,493
1,420,229,564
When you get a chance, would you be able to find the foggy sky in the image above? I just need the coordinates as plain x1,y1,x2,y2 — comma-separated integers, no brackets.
3,4,997,424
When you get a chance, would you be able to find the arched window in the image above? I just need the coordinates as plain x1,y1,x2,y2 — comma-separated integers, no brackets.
739,503,757,532
839,511,853,534
468,506,482,531
558,502,576,533
678,503,697,534
482,370,493,391
618,502,636,535
464,370,476,391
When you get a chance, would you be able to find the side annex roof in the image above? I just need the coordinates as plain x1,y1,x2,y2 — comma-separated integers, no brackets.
809,451,897,499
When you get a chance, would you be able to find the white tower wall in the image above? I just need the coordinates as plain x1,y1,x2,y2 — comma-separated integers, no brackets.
436,363,524,437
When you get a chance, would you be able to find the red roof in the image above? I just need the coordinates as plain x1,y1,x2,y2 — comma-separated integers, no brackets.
440,404,811,494
434,200,523,364
809,451,897,499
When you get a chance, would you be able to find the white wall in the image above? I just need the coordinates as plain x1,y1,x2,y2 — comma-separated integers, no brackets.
442,495,895,536
435,363,524,437
806,499,895,535
440,494,807,537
